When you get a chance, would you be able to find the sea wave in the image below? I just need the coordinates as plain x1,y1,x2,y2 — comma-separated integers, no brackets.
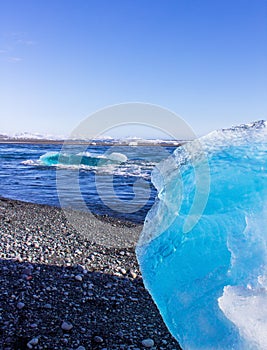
21,150,154,178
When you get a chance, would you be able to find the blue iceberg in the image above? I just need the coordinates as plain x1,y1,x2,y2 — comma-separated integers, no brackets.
136,121,267,350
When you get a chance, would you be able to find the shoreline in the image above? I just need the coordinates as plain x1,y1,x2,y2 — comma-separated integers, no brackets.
0,139,184,147
0,197,181,349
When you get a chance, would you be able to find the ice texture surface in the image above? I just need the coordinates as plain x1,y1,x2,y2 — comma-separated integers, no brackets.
136,121,267,350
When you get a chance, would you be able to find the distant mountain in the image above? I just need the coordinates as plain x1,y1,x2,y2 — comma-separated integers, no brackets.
11,132,65,140
0,132,65,141
0,133,9,140
0,131,183,146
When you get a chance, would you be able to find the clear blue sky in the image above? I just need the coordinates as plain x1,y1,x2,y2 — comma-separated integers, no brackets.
0,0,266,138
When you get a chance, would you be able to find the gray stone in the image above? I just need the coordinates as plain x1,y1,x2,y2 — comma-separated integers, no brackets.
93,335,103,343
141,338,155,347
27,337,39,348
17,302,25,310
61,321,73,331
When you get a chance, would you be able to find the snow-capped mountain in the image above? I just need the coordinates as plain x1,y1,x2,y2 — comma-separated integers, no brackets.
2,132,65,141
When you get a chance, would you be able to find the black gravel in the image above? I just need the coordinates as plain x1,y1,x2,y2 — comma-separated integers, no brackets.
0,197,181,350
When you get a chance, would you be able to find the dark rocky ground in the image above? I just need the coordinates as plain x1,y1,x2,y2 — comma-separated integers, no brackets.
0,197,181,350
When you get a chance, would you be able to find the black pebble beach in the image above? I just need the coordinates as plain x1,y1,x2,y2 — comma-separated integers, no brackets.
0,197,181,350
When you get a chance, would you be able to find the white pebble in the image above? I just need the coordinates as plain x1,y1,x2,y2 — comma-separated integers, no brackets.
76,346,86,350
130,270,137,279
75,274,83,281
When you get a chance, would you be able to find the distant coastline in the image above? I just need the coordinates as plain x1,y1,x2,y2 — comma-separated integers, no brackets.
0,138,185,147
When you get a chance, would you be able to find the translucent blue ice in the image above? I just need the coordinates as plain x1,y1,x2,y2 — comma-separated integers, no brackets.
136,121,267,350
39,151,128,167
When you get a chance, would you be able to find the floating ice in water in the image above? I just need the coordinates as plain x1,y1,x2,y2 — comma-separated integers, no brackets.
105,152,128,163
136,121,267,350
40,151,128,166
22,151,128,168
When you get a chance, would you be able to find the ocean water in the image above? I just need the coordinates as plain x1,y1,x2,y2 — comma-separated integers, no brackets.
0,142,176,222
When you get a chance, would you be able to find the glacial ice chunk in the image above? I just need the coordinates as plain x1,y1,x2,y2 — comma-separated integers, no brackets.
136,121,267,350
